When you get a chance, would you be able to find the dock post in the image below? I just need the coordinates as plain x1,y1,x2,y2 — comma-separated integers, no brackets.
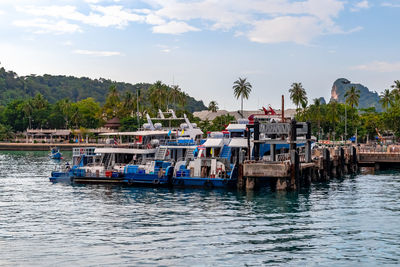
246,177,256,191
339,147,345,177
323,148,331,180
237,164,245,190
305,121,312,163
351,146,358,173
271,144,276,162
290,149,299,190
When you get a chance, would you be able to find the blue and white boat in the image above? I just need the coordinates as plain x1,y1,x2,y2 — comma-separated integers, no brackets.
49,147,63,159
122,114,203,186
170,119,248,189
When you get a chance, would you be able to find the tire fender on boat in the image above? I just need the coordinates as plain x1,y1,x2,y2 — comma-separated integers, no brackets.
153,179,160,185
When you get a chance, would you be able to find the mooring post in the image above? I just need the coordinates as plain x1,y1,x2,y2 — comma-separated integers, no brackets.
323,148,331,180
340,147,345,177
305,121,312,163
271,144,276,162
351,146,358,173
237,164,245,190
290,149,299,190
246,177,256,191
290,119,297,151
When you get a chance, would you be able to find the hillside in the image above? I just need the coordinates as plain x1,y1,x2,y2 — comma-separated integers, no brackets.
0,67,206,112
330,78,382,111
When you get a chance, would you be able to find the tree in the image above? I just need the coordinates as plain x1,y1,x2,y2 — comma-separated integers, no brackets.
390,80,400,103
208,101,218,112
233,77,252,117
120,91,136,118
380,89,393,111
289,82,307,112
149,81,167,111
103,84,121,119
344,86,360,108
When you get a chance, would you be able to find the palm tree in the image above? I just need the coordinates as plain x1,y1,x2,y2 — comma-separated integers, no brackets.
121,91,136,117
233,77,252,117
289,82,307,111
313,98,322,138
149,81,167,111
328,100,339,134
169,85,181,108
380,89,393,111
344,86,360,108
390,80,400,103
208,101,218,112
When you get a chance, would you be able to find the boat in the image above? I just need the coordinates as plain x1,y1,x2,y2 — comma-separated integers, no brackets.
170,119,249,189
49,147,63,159
122,114,203,186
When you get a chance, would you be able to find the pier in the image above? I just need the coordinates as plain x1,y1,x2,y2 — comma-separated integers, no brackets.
239,120,359,191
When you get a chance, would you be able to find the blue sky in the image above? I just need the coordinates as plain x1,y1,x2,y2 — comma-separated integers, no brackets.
0,0,399,110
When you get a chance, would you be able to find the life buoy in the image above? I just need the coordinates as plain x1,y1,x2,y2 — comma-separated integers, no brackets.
165,149,170,156
80,148,84,154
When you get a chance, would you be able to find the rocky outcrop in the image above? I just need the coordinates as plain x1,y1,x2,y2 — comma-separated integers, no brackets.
330,78,381,111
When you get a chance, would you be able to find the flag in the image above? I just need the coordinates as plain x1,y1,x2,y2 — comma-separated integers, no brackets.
114,136,118,145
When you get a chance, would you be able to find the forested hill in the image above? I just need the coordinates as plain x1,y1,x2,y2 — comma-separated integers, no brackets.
0,67,206,112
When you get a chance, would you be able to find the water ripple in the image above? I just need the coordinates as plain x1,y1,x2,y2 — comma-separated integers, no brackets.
0,151,400,266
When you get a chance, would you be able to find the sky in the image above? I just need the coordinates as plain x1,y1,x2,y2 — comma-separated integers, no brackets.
0,0,399,111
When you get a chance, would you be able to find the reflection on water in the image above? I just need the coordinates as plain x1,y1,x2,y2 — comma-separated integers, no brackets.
0,151,399,266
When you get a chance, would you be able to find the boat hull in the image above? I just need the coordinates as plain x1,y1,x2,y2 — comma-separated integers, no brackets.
172,177,236,188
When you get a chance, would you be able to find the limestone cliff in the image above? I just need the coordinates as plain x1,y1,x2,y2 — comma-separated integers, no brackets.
330,78,381,111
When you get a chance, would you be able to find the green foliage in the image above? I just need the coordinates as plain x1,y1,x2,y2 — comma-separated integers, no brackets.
0,67,206,112
233,77,252,115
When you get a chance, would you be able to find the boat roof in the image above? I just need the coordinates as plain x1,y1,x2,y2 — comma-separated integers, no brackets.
94,147,156,154
99,130,170,137
203,138,224,147
229,138,248,148
226,124,247,131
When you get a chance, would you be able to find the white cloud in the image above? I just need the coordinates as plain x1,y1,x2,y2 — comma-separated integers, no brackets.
351,1,370,12
248,16,322,44
152,21,200,34
13,0,355,44
17,4,144,29
382,2,400,8
13,18,81,34
351,61,400,72
73,49,121,57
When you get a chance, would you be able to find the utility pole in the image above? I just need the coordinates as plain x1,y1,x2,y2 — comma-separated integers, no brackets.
137,89,140,127
345,103,347,142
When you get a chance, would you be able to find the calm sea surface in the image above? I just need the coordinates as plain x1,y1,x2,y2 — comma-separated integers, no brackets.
0,151,399,266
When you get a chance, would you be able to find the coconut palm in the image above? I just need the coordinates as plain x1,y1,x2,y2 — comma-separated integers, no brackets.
380,89,393,111
390,80,400,103
121,91,136,117
233,77,252,117
208,101,218,112
169,85,181,108
289,82,307,111
344,86,360,108
149,81,167,110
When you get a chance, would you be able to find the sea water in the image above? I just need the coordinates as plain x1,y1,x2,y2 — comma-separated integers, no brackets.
0,151,399,266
